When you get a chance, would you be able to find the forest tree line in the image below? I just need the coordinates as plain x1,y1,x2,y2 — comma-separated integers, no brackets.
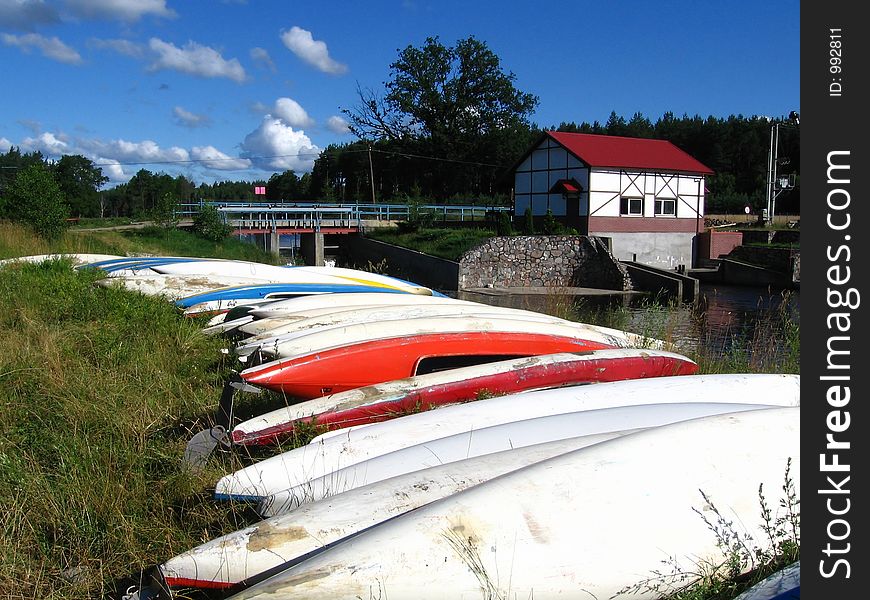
0,36,799,224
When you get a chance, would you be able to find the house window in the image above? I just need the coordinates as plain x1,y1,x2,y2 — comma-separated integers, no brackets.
655,198,676,216
620,196,643,216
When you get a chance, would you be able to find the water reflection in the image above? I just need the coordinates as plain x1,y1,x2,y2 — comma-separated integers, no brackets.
460,284,799,365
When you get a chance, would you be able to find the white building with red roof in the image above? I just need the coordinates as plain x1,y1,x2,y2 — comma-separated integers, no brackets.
512,131,714,268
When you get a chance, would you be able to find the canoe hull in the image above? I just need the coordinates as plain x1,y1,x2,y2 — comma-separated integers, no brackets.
231,349,698,446
240,332,616,397
227,407,800,600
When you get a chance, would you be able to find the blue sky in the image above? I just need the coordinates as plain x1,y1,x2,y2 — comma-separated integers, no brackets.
0,0,800,187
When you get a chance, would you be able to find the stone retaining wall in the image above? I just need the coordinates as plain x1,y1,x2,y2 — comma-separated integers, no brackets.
458,236,631,291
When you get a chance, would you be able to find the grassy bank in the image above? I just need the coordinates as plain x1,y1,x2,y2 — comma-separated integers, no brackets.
0,223,797,599
365,226,496,262
0,260,249,599
0,221,280,264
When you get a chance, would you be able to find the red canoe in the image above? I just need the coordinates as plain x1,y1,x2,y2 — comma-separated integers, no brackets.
232,348,698,446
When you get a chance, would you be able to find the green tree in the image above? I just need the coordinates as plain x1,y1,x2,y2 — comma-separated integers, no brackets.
193,203,233,242
267,170,301,202
341,36,538,199
52,154,109,218
151,191,179,230
5,163,69,239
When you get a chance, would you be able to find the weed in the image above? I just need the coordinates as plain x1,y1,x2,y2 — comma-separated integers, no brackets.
619,460,800,600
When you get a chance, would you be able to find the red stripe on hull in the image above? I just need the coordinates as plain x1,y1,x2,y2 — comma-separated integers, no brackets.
163,576,234,590
233,351,697,446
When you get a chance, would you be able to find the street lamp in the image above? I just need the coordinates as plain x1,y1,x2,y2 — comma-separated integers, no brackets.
765,111,800,224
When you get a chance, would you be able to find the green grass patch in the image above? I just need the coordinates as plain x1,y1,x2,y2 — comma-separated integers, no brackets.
0,259,252,598
366,226,496,262
1,222,280,265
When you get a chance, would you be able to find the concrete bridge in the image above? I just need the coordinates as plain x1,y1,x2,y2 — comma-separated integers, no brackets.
178,202,510,263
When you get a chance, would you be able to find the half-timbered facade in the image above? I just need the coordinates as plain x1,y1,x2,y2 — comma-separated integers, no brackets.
512,131,713,268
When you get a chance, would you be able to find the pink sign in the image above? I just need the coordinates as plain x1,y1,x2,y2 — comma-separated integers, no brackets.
254,186,266,195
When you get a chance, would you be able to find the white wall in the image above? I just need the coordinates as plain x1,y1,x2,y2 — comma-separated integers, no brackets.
601,232,696,268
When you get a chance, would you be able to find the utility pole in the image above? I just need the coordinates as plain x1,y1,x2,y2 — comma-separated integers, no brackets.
765,111,799,224
367,144,377,204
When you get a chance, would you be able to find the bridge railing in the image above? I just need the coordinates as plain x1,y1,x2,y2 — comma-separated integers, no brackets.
178,201,510,228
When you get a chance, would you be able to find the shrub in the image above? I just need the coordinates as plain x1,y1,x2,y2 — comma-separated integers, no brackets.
3,164,69,240
193,204,233,242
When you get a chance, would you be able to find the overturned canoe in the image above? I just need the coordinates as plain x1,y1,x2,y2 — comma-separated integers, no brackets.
259,401,778,512
227,407,800,600
157,432,633,595
239,328,620,397
230,349,698,446
214,374,801,503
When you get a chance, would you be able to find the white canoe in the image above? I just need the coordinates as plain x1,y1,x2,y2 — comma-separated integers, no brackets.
234,303,571,345
293,266,434,295
150,260,363,285
236,314,653,365
152,261,434,294
94,273,274,300
159,432,634,592
260,401,776,513
229,348,698,446
234,310,583,361
202,296,475,334
227,407,800,600
0,253,125,267
244,292,462,320
214,374,801,502
234,299,485,338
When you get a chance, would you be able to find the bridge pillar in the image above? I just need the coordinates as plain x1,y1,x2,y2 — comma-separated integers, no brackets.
268,229,280,257
300,232,325,266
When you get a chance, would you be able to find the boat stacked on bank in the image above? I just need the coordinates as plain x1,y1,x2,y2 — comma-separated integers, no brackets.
4,254,800,599
152,375,800,599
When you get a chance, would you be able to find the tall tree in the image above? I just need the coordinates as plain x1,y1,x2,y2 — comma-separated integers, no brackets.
52,155,109,218
341,36,538,199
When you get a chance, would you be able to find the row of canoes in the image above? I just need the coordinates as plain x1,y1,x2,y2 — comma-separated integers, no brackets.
3,254,800,599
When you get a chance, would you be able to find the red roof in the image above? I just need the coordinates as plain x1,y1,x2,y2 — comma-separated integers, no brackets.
546,131,714,175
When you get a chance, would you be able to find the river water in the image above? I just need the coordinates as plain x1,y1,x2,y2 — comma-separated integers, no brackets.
461,283,800,369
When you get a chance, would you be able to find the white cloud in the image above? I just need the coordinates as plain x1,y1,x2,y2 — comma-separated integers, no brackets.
280,26,347,75
148,38,246,83
173,106,211,128
1,136,14,151
191,145,251,171
64,0,175,21
249,101,269,115
88,37,145,58
240,115,320,172
1,32,82,64
95,160,128,183
326,115,351,135
273,97,314,129
78,137,190,165
250,46,275,72
0,0,59,30
20,131,71,154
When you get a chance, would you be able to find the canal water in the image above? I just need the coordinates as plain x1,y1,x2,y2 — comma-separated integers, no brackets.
462,283,800,369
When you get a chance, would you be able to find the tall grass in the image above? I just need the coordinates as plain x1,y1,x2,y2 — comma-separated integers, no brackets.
569,291,799,374
0,222,280,265
0,224,281,599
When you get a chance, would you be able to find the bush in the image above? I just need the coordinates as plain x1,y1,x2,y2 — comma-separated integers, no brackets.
522,206,535,234
495,211,514,236
193,204,233,242
150,192,179,230
3,164,69,240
